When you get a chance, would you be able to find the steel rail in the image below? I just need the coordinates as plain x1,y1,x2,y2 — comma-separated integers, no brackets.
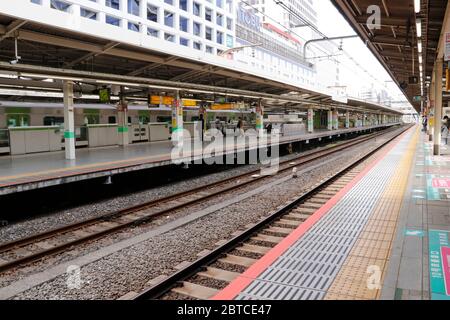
0,127,402,273
133,125,412,300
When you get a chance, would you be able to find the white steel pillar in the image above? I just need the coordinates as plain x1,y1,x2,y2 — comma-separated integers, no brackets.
307,108,314,133
63,81,76,160
333,109,339,130
345,111,350,128
434,58,444,156
256,100,264,137
118,91,129,146
362,113,366,127
172,91,184,145
327,110,333,130
428,68,436,139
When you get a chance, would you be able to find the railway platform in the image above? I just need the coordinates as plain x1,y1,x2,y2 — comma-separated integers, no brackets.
212,126,450,300
0,124,397,195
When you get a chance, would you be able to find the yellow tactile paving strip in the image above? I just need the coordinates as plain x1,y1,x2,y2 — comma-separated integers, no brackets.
324,127,419,300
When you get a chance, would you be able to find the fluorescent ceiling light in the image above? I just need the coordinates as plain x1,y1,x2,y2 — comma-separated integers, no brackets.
96,80,140,87
20,73,83,82
416,19,422,38
418,55,423,64
418,40,422,53
414,0,421,13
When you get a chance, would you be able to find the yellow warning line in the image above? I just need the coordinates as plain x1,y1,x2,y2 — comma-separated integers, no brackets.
324,126,419,300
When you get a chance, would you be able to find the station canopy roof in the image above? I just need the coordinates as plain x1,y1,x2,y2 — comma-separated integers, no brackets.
0,13,402,115
331,0,447,112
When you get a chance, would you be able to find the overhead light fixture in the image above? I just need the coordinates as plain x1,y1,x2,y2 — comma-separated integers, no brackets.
96,80,140,87
414,0,421,13
418,40,422,53
418,55,423,64
419,64,423,73
416,18,422,38
20,73,83,82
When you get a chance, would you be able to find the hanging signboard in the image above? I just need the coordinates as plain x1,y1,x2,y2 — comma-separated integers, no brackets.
182,99,198,107
211,103,235,110
150,95,175,106
98,88,111,103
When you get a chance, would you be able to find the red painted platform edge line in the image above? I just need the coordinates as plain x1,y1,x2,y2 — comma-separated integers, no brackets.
211,127,414,300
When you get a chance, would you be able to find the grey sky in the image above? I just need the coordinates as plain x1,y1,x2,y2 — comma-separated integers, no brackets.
316,1,410,105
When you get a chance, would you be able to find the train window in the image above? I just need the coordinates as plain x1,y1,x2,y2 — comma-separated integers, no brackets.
138,115,150,124
43,116,64,126
84,115,100,124
157,116,171,123
7,114,30,127
108,116,116,124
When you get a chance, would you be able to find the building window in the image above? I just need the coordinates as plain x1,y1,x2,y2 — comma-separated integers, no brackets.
147,27,159,37
216,13,223,26
193,2,201,16
106,15,120,26
80,8,97,20
205,27,212,41
106,0,120,10
206,46,214,54
164,33,175,42
193,41,201,50
205,7,212,22
164,0,173,5
128,22,140,32
147,4,158,22
128,0,140,16
179,16,188,32
216,31,223,44
216,0,222,8
179,0,187,11
50,0,71,12
164,11,174,27
226,34,233,47
226,17,232,30
180,37,189,46
193,22,201,36
225,0,232,13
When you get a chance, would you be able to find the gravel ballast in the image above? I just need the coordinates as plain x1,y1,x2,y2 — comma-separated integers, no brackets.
1,128,404,299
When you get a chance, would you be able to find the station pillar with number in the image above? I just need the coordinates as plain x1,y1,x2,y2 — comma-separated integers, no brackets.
307,108,314,133
172,91,184,146
345,111,350,129
63,80,76,160
256,100,264,137
117,93,129,146
433,58,444,155
333,110,339,130
327,110,333,130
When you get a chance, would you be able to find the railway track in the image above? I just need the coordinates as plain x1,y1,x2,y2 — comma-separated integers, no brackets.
132,125,411,300
0,127,403,273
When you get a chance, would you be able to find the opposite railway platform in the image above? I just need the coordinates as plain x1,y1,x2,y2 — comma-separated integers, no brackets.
0,124,397,195
212,125,450,300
